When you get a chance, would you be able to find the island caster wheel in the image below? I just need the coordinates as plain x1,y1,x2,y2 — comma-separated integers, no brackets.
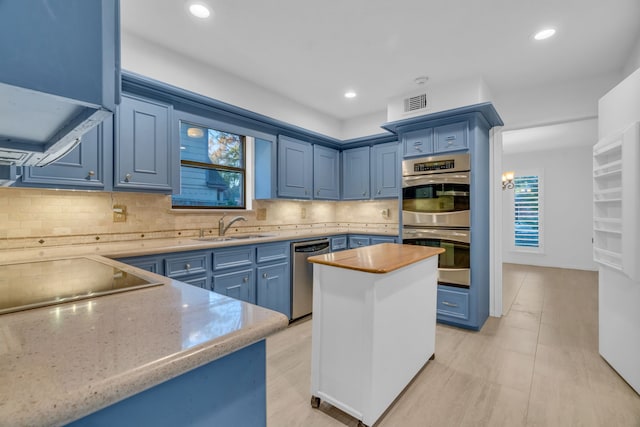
310,395,321,408
357,421,369,427
429,353,436,361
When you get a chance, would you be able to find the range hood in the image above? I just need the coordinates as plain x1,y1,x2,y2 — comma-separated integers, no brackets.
0,82,112,167
0,0,120,186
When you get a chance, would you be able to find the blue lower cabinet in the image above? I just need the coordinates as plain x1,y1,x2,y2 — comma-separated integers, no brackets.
181,275,210,290
116,255,164,275
370,236,396,245
331,235,347,252
68,340,267,427
436,286,470,321
212,268,256,304
257,262,290,318
348,235,371,249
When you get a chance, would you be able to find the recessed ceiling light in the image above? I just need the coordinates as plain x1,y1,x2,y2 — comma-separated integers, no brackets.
344,91,357,99
189,3,211,19
534,28,556,41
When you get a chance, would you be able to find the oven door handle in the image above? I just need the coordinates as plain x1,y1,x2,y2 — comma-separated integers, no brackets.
402,174,470,186
403,228,470,243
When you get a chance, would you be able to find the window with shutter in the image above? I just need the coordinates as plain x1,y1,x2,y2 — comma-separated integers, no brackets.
514,175,541,248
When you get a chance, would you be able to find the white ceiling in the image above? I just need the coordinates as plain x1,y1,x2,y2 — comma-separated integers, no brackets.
121,0,640,121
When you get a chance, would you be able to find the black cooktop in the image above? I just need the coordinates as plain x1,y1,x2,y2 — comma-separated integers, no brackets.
0,257,162,315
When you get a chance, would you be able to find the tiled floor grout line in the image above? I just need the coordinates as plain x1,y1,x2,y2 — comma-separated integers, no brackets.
521,271,544,425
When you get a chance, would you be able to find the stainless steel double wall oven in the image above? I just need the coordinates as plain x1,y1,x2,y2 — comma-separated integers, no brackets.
402,153,471,288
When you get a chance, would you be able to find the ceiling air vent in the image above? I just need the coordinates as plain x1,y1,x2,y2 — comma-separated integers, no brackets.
403,93,428,113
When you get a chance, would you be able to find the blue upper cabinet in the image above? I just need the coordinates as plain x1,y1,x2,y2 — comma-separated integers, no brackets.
0,0,120,165
19,118,113,190
371,141,400,199
114,93,174,192
313,145,340,200
342,146,371,200
403,129,433,157
434,121,468,153
277,136,313,199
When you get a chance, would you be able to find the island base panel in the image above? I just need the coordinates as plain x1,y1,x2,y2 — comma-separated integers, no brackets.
68,340,267,427
310,257,438,426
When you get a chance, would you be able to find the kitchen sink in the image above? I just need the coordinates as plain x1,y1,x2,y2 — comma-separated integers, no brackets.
193,234,273,242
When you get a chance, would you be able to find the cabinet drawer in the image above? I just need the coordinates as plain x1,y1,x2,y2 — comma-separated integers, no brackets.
434,122,468,152
331,236,347,251
165,252,208,278
256,243,289,264
437,288,469,320
213,246,254,271
370,236,396,245
403,129,433,157
348,235,370,249
117,256,163,275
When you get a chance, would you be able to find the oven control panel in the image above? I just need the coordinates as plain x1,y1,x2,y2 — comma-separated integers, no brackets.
402,153,470,176
413,159,455,172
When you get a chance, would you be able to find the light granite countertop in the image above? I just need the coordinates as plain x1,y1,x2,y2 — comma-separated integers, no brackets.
0,227,397,426
0,255,288,426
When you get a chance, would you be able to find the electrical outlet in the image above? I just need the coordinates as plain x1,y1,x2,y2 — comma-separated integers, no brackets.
113,204,127,222
256,208,267,220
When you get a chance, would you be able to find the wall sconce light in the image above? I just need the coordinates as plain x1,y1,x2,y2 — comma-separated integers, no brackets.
502,171,515,190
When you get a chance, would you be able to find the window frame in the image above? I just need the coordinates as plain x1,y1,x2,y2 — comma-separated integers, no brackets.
171,110,275,211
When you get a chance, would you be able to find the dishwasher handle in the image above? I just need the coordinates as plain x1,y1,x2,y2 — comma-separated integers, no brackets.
293,240,330,253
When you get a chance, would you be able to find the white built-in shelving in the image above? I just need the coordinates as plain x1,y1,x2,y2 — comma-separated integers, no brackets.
593,121,640,279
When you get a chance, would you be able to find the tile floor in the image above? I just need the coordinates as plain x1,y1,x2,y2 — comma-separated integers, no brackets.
266,264,640,426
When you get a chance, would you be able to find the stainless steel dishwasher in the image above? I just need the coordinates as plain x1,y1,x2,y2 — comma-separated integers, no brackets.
291,238,331,320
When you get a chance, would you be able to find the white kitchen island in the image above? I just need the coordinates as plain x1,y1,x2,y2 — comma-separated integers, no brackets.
308,243,444,427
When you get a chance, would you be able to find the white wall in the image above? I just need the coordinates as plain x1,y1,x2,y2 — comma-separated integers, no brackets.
502,145,596,271
622,35,640,79
121,32,343,140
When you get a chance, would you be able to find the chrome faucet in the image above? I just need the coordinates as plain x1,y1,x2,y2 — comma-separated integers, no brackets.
219,215,247,236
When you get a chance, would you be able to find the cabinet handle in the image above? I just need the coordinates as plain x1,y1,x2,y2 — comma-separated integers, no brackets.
185,263,191,270
86,170,95,180
316,190,320,196
442,301,458,308
377,189,381,195
413,141,423,146
124,173,132,182
304,189,309,195
263,273,268,279
243,276,248,283
445,136,456,140
362,191,366,197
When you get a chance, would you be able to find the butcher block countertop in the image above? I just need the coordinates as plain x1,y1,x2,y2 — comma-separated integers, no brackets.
308,243,444,274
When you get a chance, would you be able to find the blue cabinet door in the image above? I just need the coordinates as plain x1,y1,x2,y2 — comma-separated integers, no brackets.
257,262,291,319
342,146,370,200
115,94,173,192
403,129,433,157
213,269,256,304
313,145,340,200
277,136,312,199
20,118,112,190
434,121,468,153
371,141,399,199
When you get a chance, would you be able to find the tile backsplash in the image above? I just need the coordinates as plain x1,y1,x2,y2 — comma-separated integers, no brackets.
0,188,398,250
